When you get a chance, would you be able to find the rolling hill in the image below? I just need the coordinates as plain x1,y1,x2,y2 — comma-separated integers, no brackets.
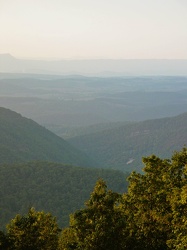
1,75,187,128
68,112,187,172
0,107,128,229
0,107,94,167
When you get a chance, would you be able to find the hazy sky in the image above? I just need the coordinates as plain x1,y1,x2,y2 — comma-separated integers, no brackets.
0,0,187,59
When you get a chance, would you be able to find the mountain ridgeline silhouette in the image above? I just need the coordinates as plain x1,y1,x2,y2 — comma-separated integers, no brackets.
68,112,187,172
1,54,187,76
0,107,94,167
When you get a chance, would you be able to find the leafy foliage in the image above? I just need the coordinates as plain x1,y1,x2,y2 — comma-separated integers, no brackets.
59,179,125,250
7,208,60,250
0,230,9,250
120,148,187,249
122,156,172,249
2,148,187,249
60,148,187,250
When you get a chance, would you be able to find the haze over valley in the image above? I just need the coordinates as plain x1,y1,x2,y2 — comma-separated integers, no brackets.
0,73,187,173
1,1,187,248
1,54,187,76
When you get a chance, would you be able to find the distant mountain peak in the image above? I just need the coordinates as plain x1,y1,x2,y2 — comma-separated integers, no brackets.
0,53,14,57
0,53,17,60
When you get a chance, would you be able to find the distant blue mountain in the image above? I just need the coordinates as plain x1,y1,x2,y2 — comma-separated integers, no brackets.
1,54,187,76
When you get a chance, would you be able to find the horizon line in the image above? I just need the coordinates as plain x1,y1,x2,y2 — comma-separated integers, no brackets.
1,53,187,61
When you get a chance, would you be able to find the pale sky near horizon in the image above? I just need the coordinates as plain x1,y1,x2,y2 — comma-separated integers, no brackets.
0,0,187,60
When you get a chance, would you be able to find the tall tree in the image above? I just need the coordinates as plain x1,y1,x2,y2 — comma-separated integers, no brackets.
166,148,187,249
121,155,172,250
7,207,60,250
121,148,187,250
59,179,126,250
0,230,9,250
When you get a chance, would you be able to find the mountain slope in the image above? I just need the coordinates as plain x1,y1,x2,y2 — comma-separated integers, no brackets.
0,161,128,229
0,107,94,167
68,112,187,172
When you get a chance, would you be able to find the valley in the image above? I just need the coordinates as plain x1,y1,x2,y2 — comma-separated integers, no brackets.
0,73,187,232
1,74,187,129
1,74,187,172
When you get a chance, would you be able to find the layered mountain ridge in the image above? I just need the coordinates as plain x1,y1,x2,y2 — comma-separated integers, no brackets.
68,112,187,172
0,107,94,167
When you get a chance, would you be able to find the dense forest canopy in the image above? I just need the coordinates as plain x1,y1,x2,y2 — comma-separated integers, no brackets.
0,161,128,229
1,148,187,249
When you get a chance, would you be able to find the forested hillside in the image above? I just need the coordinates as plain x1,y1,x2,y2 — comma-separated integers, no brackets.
47,121,133,140
1,148,187,250
0,161,128,229
68,112,187,172
0,107,94,167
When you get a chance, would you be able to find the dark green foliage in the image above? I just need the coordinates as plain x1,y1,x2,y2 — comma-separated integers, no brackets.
60,148,187,250
122,157,171,249
119,148,187,250
1,148,187,249
0,230,9,250
59,179,126,250
0,161,128,230
68,112,187,172
165,148,187,249
7,208,60,250
0,107,94,167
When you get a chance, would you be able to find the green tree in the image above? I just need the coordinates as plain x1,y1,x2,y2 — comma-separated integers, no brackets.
7,207,60,250
0,230,9,250
121,155,172,250
120,148,187,250
166,148,187,249
58,228,78,250
59,179,126,250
